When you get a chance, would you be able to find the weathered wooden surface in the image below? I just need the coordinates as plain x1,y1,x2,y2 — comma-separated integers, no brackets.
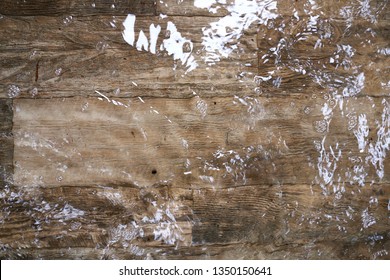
157,0,389,19
0,183,388,259
11,96,390,187
0,0,156,16
0,0,389,260
0,99,13,186
0,16,388,98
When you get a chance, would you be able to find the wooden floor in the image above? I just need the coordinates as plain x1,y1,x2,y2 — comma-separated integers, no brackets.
0,0,389,259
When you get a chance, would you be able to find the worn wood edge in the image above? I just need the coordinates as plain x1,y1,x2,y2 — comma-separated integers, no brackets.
0,98,13,186
0,183,388,259
1,237,389,259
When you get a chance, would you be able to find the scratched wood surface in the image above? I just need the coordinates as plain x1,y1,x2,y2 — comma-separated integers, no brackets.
0,0,389,260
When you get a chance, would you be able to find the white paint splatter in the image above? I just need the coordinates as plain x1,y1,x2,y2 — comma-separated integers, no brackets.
199,175,215,183
153,221,184,246
95,90,128,108
354,114,369,152
136,30,149,51
122,15,197,73
361,208,376,228
162,21,198,72
342,72,365,97
316,137,342,192
53,203,85,221
122,14,136,46
195,98,208,118
196,0,278,64
366,99,390,179
194,0,224,11
149,24,161,54
181,139,189,149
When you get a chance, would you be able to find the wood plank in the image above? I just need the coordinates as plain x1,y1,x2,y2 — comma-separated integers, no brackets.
192,184,390,256
12,95,390,189
0,16,388,98
0,184,193,256
0,15,256,99
157,0,389,20
2,238,389,259
0,0,156,16
0,183,388,259
0,99,13,186
1,0,389,261
257,18,390,96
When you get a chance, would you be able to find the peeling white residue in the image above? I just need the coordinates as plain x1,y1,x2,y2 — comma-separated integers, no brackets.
108,223,144,246
122,14,136,46
194,0,225,11
347,156,368,187
138,96,145,103
195,97,208,119
185,158,191,169
236,95,248,106
181,139,189,149
136,30,149,51
373,250,389,259
197,0,277,64
140,127,148,140
324,214,332,219
97,189,123,206
7,84,21,98
345,207,354,220
354,114,369,152
369,196,378,206
206,145,277,184
162,21,198,72
153,221,184,246
315,137,342,192
56,163,68,173
199,175,215,183
149,24,161,54
122,14,197,73
342,72,365,97
96,90,110,102
95,90,128,108
141,198,185,246
357,0,378,23
366,99,390,179
340,0,385,28
361,208,376,228
378,47,390,56
255,75,272,83
17,131,61,155
233,96,266,129
53,203,85,221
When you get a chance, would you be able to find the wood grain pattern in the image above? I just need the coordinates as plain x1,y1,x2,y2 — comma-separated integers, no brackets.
12,96,390,188
0,0,389,260
0,0,156,16
0,183,388,259
0,16,388,98
157,0,389,19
